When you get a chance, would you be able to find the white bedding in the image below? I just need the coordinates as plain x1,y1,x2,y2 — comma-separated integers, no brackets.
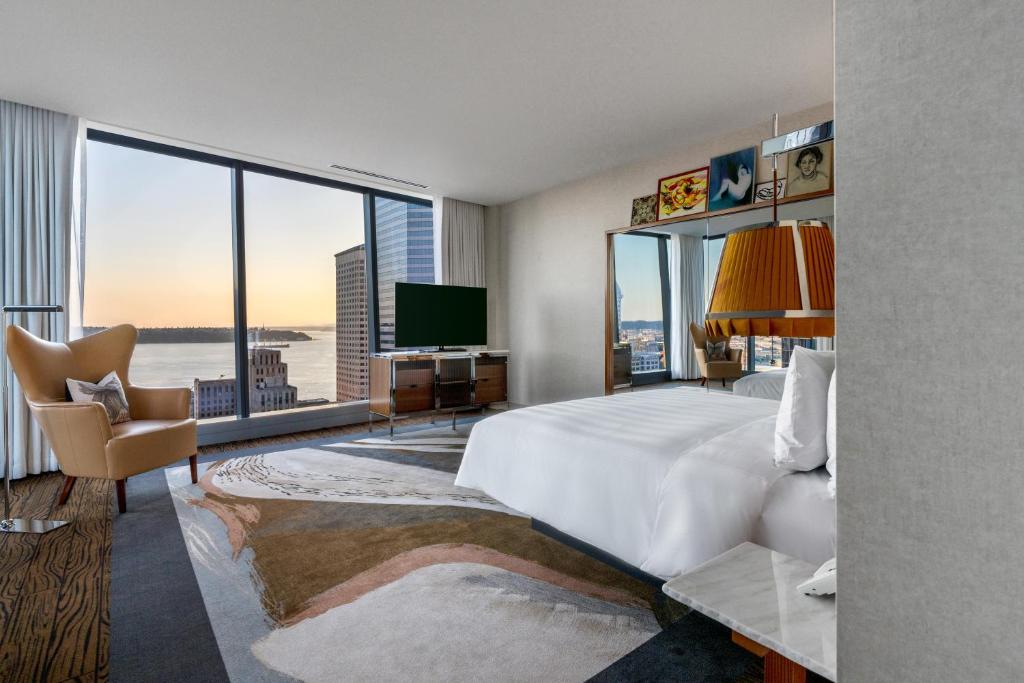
753,467,836,565
455,387,814,579
732,368,788,400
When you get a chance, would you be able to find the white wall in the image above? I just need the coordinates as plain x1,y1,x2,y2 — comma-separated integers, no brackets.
491,102,833,405
837,2,1024,680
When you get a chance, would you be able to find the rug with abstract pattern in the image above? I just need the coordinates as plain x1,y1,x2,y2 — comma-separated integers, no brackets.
166,423,680,682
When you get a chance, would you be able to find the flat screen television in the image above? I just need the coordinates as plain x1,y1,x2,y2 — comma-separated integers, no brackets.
394,283,487,349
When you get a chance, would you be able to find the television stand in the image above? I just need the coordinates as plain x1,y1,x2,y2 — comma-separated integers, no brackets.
368,350,509,438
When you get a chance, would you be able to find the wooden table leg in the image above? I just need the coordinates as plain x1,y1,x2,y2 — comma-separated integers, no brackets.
732,631,807,683
764,650,806,683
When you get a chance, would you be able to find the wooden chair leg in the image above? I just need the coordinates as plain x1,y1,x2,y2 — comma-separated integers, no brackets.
700,377,707,386
189,454,198,484
57,475,76,506
722,378,727,387
115,479,127,514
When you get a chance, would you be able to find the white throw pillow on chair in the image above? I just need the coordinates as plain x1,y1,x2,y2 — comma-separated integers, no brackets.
773,347,835,471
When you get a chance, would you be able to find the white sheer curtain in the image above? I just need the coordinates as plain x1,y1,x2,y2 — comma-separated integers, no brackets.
439,197,485,287
1,100,81,478
668,234,704,380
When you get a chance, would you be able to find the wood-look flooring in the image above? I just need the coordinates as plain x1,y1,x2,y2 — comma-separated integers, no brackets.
0,415,439,682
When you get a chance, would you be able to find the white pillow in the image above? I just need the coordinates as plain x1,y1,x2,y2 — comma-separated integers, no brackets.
773,347,835,471
66,371,131,424
825,369,836,497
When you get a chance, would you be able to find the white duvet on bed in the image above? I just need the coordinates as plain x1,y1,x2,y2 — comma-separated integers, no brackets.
455,387,795,579
732,368,788,400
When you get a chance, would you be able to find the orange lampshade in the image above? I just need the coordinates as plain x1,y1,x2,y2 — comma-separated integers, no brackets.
705,220,834,338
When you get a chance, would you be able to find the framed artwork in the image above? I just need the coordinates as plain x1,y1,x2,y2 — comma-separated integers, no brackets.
756,150,786,190
786,141,833,197
630,194,657,225
708,147,756,211
656,167,709,220
754,177,786,203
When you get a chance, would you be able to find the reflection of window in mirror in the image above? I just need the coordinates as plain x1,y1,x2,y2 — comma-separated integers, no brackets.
612,233,669,378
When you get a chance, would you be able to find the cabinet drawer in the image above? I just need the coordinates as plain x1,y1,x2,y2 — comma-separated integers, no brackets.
474,377,507,404
394,367,435,388
394,385,434,413
474,362,507,381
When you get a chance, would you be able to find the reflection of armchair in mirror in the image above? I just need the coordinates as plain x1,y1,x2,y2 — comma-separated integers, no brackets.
689,322,744,387
612,344,632,390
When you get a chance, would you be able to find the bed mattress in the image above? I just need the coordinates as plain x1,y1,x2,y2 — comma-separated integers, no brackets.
455,387,816,579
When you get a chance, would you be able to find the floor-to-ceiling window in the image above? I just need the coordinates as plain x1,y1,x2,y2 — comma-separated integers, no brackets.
613,233,670,380
78,139,236,415
80,130,432,431
243,171,366,412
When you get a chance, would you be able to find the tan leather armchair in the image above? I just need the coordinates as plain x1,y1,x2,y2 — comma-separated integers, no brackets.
5,324,197,513
689,322,744,387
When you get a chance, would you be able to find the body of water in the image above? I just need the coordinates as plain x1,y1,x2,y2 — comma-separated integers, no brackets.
129,328,338,403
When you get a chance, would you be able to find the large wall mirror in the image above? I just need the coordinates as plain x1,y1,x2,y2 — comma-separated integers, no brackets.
604,193,834,393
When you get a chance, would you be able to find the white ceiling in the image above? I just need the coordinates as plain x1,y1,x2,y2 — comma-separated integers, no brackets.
0,1,833,206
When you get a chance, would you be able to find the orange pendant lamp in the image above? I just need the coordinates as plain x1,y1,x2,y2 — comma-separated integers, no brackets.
705,220,834,338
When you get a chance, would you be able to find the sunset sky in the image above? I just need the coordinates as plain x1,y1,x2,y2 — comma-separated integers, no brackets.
84,141,365,328
86,139,672,331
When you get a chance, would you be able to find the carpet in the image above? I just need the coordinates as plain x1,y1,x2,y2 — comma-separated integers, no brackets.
141,421,769,682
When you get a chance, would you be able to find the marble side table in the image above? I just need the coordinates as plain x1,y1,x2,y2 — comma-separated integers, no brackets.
663,542,836,682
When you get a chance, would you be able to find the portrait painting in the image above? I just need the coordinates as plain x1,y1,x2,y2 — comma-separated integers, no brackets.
656,167,709,220
708,147,756,212
786,142,833,196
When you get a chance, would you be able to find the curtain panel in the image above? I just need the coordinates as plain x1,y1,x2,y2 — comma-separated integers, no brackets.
668,234,704,380
439,197,485,287
1,100,81,478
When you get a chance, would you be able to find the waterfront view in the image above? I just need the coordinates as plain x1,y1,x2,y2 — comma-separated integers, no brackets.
111,327,338,404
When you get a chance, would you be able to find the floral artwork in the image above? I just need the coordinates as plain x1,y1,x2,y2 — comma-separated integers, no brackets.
656,167,709,220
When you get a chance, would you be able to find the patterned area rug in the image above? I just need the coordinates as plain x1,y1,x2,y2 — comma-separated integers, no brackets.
167,424,672,681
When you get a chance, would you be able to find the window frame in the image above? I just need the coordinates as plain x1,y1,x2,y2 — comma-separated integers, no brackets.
85,129,432,439
612,231,672,384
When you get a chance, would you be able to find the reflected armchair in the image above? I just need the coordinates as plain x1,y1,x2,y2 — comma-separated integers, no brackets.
4,324,197,513
689,322,744,387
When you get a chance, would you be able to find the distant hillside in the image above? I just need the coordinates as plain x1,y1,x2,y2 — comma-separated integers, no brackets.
80,327,313,344
619,320,663,332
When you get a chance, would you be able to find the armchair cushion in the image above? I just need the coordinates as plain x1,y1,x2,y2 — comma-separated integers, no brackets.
706,340,728,361
66,371,131,424
107,418,197,480
704,360,744,380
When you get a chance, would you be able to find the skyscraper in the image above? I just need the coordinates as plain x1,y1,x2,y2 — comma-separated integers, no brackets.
373,198,434,349
335,244,369,402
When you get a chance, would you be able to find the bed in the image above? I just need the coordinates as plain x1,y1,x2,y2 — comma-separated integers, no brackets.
455,386,834,580
732,368,788,400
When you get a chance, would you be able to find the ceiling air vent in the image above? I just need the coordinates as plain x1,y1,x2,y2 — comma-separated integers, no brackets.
329,164,429,189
